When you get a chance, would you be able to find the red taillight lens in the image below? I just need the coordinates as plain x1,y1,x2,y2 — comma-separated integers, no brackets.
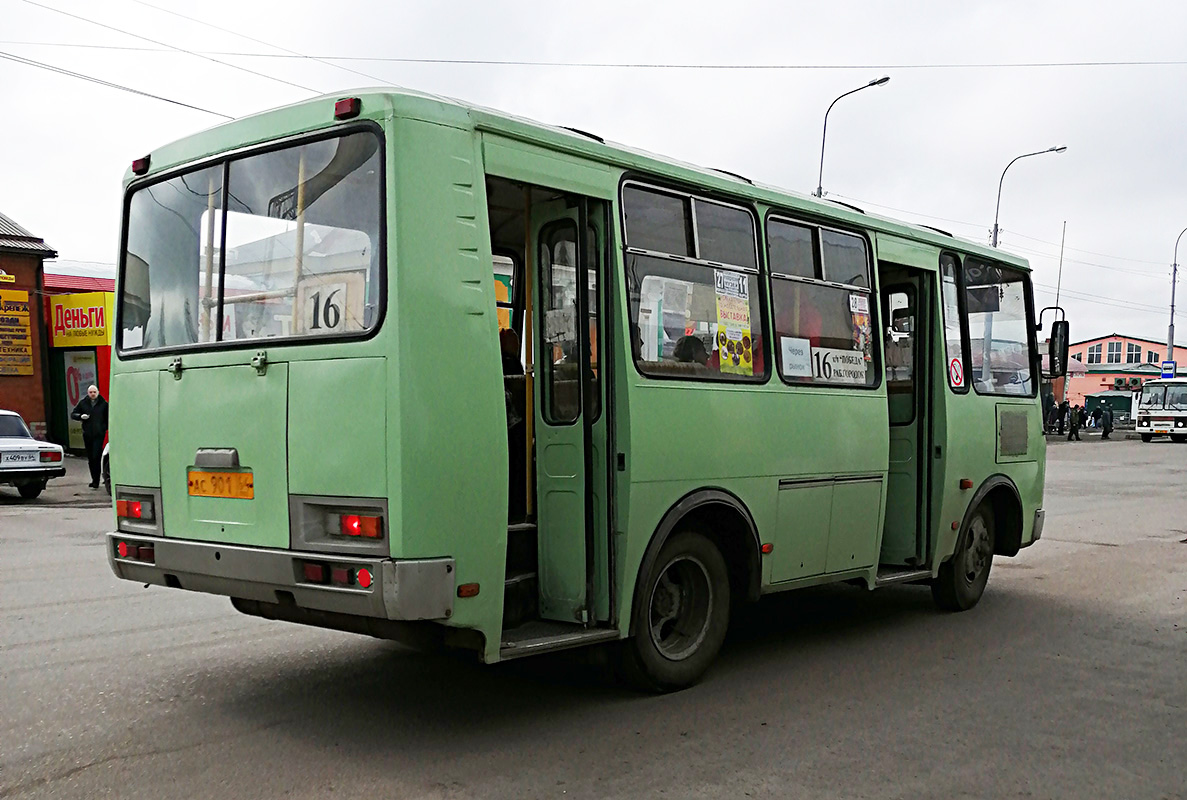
40,451,62,463
117,541,129,558
330,567,353,586
303,562,328,583
132,155,150,174
334,97,361,120
117,498,154,522
356,568,373,588
338,514,382,539
457,583,479,598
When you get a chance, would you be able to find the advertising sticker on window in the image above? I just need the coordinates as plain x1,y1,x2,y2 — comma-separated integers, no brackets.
714,270,752,376
849,292,873,364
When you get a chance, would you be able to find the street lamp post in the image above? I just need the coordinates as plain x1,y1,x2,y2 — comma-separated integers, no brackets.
814,76,889,198
991,146,1067,247
1169,226,1187,362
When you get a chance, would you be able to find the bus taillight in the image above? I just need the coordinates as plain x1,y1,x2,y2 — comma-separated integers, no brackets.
338,514,383,539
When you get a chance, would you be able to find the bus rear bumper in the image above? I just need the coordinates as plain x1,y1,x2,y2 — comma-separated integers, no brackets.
105,533,455,621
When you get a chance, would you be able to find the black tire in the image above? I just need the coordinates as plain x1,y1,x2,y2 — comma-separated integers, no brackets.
1172,434,1186,444
1140,433,1153,443
619,530,731,692
17,481,44,500
932,504,994,612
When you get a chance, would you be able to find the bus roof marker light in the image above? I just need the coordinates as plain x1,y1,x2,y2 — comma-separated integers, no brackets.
132,156,150,175
334,97,361,120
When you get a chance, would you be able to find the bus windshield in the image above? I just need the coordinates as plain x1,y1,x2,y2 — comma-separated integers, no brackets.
1139,384,1166,408
120,130,383,352
1166,384,1187,410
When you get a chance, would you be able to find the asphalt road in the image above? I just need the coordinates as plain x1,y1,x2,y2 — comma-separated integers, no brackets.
1,439,1183,799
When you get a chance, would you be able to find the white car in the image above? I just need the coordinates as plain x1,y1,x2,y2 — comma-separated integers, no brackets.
0,410,65,500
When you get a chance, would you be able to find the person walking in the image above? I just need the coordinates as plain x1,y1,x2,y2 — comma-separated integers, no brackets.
70,385,109,489
1057,400,1069,435
1091,406,1102,429
1100,404,1114,440
1067,404,1082,441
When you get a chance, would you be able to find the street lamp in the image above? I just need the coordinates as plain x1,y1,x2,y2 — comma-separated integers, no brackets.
991,145,1067,247
1168,225,1187,362
814,76,890,198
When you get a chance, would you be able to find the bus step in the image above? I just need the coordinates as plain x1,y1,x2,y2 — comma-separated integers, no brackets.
501,571,538,628
506,524,538,574
499,620,619,660
874,567,933,587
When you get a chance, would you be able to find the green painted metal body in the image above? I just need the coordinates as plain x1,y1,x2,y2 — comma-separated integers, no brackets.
111,89,1045,665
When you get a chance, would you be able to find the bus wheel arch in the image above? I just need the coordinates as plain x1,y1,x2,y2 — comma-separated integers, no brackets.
628,489,761,639
978,477,1024,557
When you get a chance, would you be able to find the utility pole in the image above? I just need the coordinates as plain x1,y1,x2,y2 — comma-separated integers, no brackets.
1055,221,1066,307
1171,226,1186,362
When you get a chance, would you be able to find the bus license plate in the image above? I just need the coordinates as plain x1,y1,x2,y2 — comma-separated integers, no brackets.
187,470,254,500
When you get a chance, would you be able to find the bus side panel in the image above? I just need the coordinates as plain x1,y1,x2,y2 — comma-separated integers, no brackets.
619,384,889,629
391,118,507,658
109,368,160,488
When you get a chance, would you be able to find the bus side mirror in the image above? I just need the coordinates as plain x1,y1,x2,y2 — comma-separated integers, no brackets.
1045,320,1070,379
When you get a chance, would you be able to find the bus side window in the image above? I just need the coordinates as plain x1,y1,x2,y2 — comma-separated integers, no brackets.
884,289,915,424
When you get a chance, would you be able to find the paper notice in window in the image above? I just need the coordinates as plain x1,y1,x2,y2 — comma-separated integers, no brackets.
714,270,752,376
849,293,870,314
780,336,813,377
810,346,868,384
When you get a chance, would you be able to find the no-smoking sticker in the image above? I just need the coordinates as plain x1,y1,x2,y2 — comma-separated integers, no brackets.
949,357,964,388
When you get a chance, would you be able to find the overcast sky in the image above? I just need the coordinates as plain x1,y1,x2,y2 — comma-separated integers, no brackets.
2,0,1185,345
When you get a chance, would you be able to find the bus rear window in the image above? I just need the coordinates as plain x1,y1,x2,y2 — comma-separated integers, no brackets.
120,129,383,352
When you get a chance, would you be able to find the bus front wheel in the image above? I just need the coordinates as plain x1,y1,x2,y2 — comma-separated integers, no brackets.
932,505,994,612
619,530,730,692
1172,434,1186,444
1141,433,1153,443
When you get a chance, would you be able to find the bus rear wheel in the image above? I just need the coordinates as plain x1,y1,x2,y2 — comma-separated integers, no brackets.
619,530,730,692
932,505,994,612
1141,433,1153,443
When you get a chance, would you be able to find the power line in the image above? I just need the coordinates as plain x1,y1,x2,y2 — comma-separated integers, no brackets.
832,193,1170,274
0,49,231,118
18,0,320,95
128,0,393,88
1,39,1186,72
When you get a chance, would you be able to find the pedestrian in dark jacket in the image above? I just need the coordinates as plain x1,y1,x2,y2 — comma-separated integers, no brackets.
1057,400,1069,435
71,385,108,489
1067,404,1082,441
1100,405,1114,440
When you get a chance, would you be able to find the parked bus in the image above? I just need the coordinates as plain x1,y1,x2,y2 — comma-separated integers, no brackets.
1135,377,1187,442
107,90,1069,690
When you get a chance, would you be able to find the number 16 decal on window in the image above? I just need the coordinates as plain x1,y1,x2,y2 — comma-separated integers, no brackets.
296,274,366,335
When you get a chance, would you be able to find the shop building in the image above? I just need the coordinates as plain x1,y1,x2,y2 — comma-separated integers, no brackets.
42,261,115,449
0,211,57,439
1065,333,1186,406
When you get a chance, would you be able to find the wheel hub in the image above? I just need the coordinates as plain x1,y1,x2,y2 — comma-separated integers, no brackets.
648,554,713,662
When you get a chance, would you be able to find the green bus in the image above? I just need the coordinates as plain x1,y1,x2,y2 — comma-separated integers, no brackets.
107,89,1069,690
